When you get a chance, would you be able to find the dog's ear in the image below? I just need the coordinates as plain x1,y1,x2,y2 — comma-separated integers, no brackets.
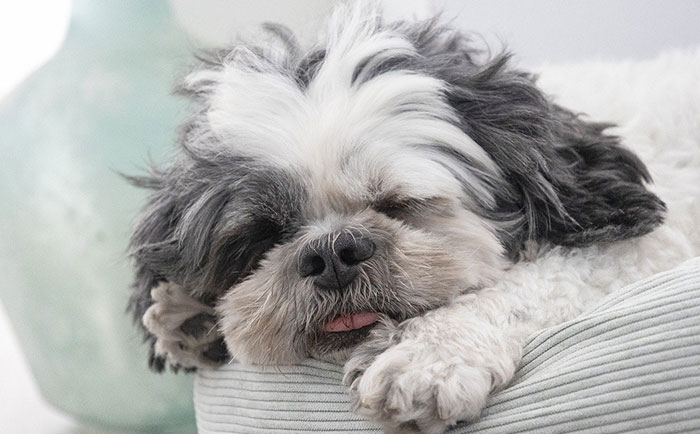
126,165,231,372
441,54,666,256
529,107,667,249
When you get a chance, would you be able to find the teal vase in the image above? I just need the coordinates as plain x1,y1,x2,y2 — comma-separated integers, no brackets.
0,1,196,432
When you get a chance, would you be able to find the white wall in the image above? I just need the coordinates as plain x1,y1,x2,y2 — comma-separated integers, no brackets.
0,0,70,99
172,0,700,67
430,0,700,66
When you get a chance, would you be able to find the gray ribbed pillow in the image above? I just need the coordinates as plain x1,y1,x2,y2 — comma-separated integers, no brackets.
194,258,700,434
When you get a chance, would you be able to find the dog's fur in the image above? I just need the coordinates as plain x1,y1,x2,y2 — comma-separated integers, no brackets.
127,3,700,433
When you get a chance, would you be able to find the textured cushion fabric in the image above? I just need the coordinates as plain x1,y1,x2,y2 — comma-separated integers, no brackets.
194,257,700,434
195,360,375,433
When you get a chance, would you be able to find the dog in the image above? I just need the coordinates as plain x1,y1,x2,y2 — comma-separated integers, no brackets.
127,2,700,433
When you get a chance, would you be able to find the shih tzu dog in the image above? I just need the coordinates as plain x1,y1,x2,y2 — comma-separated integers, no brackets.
125,2,698,433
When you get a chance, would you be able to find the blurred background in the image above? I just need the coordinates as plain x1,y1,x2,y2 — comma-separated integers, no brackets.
1,1,698,433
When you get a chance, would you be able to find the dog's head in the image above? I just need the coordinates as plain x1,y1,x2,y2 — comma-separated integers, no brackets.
128,3,665,369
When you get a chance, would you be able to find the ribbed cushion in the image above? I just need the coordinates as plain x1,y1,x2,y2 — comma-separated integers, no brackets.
194,258,700,434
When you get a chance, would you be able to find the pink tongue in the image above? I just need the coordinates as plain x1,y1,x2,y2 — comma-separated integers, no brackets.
324,313,380,332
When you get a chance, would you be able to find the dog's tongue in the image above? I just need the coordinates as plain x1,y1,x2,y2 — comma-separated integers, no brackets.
324,313,379,332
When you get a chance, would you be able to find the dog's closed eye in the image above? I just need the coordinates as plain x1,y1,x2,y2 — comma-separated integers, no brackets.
373,199,412,220
207,217,296,291
372,196,450,221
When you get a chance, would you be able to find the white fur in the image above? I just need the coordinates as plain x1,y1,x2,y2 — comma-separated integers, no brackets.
350,49,700,432
184,2,500,215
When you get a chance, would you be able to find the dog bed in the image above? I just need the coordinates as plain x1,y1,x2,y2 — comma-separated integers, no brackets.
194,257,700,433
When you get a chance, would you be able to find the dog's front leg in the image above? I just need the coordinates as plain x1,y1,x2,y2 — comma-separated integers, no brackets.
345,288,534,434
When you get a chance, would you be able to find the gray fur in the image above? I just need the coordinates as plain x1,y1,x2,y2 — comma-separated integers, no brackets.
348,18,666,256
127,147,306,370
126,7,665,375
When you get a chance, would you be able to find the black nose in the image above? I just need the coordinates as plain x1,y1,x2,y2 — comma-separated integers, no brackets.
297,231,375,291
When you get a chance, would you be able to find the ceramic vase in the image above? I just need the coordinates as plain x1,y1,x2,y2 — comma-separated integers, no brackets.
0,1,196,431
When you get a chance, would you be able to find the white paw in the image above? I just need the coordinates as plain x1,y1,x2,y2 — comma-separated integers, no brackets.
345,312,521,434
349,344,491,433
143,282,228,370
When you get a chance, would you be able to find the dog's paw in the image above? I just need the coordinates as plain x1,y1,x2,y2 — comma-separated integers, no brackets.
345,314,518,434
143,282,229,371
347,347,491,433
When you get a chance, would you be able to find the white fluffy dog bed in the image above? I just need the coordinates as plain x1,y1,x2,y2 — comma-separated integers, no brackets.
194,49,700,433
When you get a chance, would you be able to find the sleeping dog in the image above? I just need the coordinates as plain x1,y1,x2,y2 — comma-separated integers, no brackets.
127,2,700,433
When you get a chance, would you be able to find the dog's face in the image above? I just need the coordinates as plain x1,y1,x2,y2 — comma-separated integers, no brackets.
129,4,665,369
209,151,505,363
